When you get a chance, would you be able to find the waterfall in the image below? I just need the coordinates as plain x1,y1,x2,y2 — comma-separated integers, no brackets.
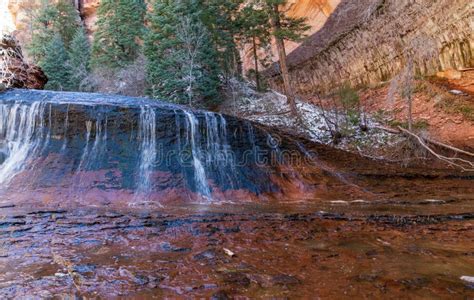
0,102,47,185
0,89,293,205
183,110,211,198
204,112,236,189
135,106,157,199
76,120,93,173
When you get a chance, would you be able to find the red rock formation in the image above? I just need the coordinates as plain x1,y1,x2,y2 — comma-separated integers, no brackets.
0,34,47,89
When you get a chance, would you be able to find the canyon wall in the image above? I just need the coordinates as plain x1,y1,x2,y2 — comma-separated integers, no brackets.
266,0,474,95
241,0,340,73
7,0,88,52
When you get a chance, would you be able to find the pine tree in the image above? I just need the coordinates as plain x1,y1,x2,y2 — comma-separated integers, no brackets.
91,0,146,69
201,0,244,80
41,34,73,91
243,0,309,116
238,2,272,91
28,0,80,64
264,0,310,117
145,0,221,107
69,27,92,91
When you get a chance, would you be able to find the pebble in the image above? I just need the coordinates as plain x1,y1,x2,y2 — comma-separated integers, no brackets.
223,248,235,257
351,200,369,204
449,89,465,95
421,199,446,204
222,272,250,287
330,200,349,205
461,276,474,283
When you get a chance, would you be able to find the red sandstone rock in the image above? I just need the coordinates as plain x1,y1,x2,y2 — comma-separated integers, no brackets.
0,34,47,89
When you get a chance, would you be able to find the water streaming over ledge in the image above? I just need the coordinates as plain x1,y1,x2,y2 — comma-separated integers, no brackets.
0,89,310,206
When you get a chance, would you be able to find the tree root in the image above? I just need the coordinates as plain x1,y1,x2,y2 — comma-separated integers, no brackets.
396,126,474,172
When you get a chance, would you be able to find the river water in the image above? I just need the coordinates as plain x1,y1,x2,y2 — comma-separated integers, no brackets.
0,89,473,298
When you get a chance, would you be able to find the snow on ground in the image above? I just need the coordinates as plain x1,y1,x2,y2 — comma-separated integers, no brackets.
221,80,401,154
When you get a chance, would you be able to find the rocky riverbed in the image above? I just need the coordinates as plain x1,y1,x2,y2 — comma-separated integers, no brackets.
0,204,473,298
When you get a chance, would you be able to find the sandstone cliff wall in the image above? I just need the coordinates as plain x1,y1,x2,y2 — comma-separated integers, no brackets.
266,0,474,95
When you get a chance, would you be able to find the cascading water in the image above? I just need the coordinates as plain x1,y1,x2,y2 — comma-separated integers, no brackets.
135,106,157,199
183,110,211,198
0,89,299,206
0,101,47,185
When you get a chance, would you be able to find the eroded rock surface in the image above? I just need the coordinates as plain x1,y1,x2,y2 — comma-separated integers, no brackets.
0,207,473,298
0,34,47,89
267,0,473,94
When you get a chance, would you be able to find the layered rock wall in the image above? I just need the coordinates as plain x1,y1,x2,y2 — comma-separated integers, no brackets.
266,0,474,95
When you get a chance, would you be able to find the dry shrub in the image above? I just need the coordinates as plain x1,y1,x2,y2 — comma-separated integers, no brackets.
87,55,147,97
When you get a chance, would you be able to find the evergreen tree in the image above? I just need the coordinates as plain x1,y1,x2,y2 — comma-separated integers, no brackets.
69,27,92,91
238,2,272,91
262,0,310,117
201,0,244,80
91,0,146,69
28,0,80,64
41,34,73,91
145,0,221,107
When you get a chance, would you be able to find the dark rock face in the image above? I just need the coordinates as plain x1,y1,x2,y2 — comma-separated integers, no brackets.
0,34,47,89
0,89,310,207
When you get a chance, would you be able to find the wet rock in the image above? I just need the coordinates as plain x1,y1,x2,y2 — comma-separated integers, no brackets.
159,242,191,253
133,274,149,286
146,275,163,289
271,274,300,286
194,249,217,261
0,204,15,209
400,277,430,289
223,272,251,288
224,226,240,233
72,264,96,276
365,249,378,257
211,290,230,300
356,274,379,282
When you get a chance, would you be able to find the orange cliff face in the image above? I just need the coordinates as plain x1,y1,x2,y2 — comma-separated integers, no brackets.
283,0,340,54
6,0,98,48
80,0,100,37
6,0,96,45
240,0,340,75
